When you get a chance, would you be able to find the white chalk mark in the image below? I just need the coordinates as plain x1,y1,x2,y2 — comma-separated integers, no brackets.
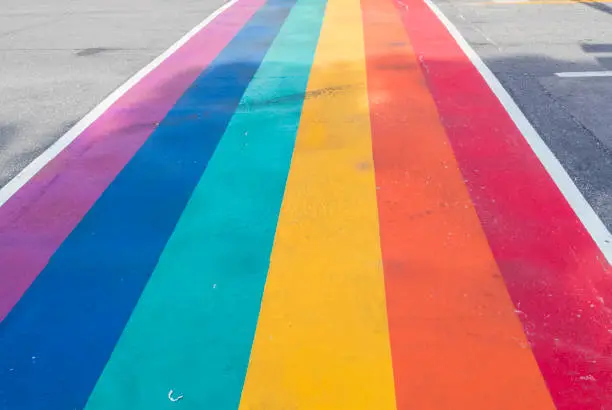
423,0,612,264
168,389,184,402
555,71,612,78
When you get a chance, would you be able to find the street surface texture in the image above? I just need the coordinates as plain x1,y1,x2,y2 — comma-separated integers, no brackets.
0,0,225,186
435,0,612,228
0,0,611,409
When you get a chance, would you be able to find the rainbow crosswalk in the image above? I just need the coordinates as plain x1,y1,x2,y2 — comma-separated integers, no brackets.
0,0,610,408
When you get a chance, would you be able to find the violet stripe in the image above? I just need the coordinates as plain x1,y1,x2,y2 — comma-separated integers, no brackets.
0,0,263,322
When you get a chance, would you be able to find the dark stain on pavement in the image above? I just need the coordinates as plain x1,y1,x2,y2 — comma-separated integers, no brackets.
75,47,118,57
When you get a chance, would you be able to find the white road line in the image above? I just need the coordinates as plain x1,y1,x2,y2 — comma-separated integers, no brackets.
424,0,612,264
0,0,239,209
555,71,612,78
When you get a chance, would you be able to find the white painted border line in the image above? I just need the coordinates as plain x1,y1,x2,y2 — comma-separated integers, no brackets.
423,0,612,264
556,71,612,78
0,0,239,209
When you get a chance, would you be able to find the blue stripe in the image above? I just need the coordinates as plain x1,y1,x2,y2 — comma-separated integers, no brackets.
0,1,295,409
83,0,327,407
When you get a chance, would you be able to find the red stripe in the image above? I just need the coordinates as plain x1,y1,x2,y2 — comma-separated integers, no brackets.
362,0,554,407
397,0,612,407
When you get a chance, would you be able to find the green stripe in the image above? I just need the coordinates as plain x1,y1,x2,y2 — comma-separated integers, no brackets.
83,0,327,408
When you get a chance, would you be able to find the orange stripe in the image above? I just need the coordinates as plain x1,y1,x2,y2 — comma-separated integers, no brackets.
361,0,556,408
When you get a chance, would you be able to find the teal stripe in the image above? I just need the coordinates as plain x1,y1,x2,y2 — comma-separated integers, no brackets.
83,0,327,408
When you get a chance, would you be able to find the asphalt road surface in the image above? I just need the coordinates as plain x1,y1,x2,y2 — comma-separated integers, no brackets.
1,0,612,408
0,0,225,187
435,0,612,228
2,0,611,229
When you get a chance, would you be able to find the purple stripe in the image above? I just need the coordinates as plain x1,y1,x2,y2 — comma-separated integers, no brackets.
0,0,264,322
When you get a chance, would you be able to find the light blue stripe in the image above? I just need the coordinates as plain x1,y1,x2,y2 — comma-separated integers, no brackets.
84,0,328,408
0,1,294,409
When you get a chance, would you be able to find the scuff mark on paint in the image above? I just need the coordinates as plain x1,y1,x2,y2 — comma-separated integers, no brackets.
168,389,183,402
238,84,354,112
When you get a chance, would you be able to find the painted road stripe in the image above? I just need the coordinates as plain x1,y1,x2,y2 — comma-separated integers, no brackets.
82,0,326,408
399,0,612,407
0,0,263,323
417,1,612,264
238,0,397,407
0,2,294,408
555,70,612,77
361,0,555,407
0,0,243,209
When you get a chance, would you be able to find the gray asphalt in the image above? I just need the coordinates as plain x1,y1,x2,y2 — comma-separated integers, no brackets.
2,0,612,232
432,0,612,228
0,0,225,187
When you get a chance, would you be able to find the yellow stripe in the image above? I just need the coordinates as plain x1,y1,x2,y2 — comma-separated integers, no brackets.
237,0,397,407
